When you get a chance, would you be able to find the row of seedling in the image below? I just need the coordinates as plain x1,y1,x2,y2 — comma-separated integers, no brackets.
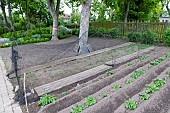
125,69,146,84
128,54,150,66
124,71,170,110
71,96,97,113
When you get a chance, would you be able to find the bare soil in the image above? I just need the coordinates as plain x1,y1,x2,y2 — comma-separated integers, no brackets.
36,47,170,113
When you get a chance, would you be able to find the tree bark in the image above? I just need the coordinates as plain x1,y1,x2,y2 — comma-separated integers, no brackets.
78,0,93,54
124,0,130,23
0,0,13,31
7,0,14,31
166,1,170,17
26,0,32,29
46,0,60,41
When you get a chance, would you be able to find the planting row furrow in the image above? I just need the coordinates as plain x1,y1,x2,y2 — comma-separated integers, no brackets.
114,67,170,113
38,48,169,113
65,47,165,96
58,53,170,113
130,78,170,113
80,59,170,113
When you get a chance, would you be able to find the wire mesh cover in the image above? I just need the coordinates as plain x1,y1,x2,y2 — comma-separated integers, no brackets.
11,36,127,70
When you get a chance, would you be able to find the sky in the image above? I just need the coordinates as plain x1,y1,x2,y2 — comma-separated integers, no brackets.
61,0,72,15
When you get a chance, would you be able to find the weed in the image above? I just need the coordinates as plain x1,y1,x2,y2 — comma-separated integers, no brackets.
153,78,166,87
38,94,56,107
71,104,84,113
85,96,97,107
139,93,150,100
106,70,114,76
112,84,121,89
125,79,134,84
125,99,138,110
145,84,159,93
88,61,93,66
101,93,109,98
61,91,68,96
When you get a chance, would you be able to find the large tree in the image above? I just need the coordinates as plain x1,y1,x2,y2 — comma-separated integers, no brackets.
77,0,93,54
46,0,61,41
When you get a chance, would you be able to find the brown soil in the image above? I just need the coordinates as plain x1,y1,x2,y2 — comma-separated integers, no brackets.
10,43,147,89
36,47,170,113
0,36,128,71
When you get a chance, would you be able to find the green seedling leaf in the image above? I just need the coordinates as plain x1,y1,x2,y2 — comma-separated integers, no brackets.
139,93,150,100
145,84,159,93
61,91,68,96
153,78,166,87
106,70,114,76
125,78,134,84
71,104,84,113
85,96,97,107
38,94,56,107
125,98,138,110
112,84,121,89
100,92,109,98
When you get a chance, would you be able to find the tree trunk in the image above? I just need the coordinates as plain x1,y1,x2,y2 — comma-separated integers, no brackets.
78,0,93,54
51,16,59,41
18,1,27,30
7,0,14,31
166,1,170,17
26,0,32,29
124,1,130,23
0,0,13,31
46,0,60,41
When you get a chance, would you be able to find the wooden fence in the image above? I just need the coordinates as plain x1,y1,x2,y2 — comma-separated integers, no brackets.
90,21,170,40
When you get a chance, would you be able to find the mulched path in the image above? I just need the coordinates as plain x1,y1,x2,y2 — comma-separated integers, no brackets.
0,36,128,71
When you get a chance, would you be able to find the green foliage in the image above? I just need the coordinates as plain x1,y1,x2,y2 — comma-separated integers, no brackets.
139,55,149,60
163,28,170,46
127,31,157,44
127,32,142,42
130,70,145,79
100,92,109,98
38,94,56,107
85,96,97,107
141,30,158,44
108,28,118,37
61,91,68,96
125,78,134,84
125,99,138,110
145,84,159,93
106,70,114,76
165,52,170,58
112,84,121,89
139,93,150,100
167,72,170,77
71,104,84,113
150,57,165,66
153,78,166,87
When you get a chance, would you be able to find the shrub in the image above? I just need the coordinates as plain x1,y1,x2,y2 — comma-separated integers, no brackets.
163,27,170,46
127,32,142,42
141,30,157,44
41,34,52,39
108,28,118,37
